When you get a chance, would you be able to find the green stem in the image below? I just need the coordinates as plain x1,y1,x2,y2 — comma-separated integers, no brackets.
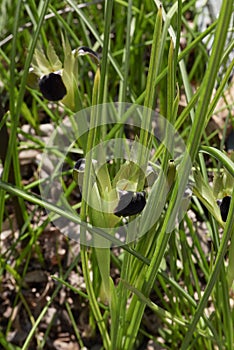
80,248,111,348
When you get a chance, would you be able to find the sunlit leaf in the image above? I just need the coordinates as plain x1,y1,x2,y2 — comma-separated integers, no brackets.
46,41,62,72
31,48,52,76
61,35,79,110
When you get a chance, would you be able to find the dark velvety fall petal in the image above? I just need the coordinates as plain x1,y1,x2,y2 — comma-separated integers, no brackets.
73,158,98,189
226,130,234,151
77,46,100,64
74,158,86,172
73,159,85,185
114,191,146,217
39,73,67,101
219,196,231,222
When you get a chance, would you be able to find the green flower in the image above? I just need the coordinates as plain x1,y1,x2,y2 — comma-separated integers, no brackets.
28,37,100,111
28,37,78,110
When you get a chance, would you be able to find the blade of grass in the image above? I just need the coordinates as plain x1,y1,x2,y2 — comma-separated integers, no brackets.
199,146,234,177
137,5,162,184
98,0,113,105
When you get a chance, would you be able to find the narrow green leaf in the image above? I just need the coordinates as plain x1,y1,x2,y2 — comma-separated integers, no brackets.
200,146,234,178
143,5,162,111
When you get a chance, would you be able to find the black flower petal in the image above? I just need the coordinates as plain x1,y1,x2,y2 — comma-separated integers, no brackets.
73,159,85,185
39,73,67,101
77,46,100,64
114,191,146,217
219,196,231,222
74,158,86,172
73,158,97,189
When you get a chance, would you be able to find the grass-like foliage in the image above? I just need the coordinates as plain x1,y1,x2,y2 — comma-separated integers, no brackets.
0,0,233,349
